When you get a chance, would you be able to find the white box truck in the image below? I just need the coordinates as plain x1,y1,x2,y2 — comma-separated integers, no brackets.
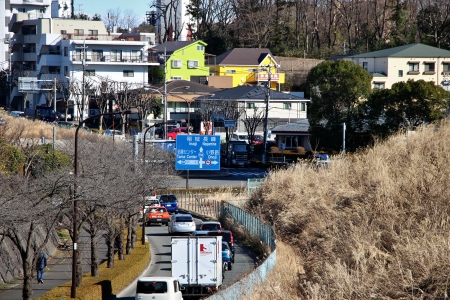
171,236,223,297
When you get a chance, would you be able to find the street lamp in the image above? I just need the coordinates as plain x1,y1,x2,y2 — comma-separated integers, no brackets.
139,119,177,245
71,108,137,299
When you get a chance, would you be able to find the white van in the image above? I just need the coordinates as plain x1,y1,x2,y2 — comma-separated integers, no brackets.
231,132,249,143
135,277,183,300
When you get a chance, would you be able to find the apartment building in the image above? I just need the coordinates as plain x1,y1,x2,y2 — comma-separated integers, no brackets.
8,17,158,119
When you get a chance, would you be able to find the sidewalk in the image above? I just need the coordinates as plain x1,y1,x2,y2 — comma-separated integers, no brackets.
0,231,108,300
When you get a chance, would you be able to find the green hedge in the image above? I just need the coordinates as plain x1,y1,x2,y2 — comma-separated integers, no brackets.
36,227,150,300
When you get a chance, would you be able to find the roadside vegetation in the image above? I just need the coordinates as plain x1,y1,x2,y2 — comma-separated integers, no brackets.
247,122,450,299
0,111,177,300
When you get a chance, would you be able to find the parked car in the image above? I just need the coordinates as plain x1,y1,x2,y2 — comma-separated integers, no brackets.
158,194,179,213
314,153,330,167
57,121,76,129
251,134,264,145
135,276,183,300
199,221,222,232
104,129,126,141
222,241,232,270
167,127,188,140
146,206,170,226
155,124,176,138
10,111,25,118
168,214,196,235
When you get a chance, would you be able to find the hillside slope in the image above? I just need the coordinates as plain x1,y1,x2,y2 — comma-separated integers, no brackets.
248,125,450,299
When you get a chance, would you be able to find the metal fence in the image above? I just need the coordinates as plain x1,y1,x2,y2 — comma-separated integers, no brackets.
177,194,221,219
220,202,276,251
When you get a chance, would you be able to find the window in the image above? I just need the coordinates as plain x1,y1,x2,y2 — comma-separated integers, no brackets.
225,70,236,74
74,29,84,36
88,30,98,36
443,62,450,72
85,69,95,76
362,62,368,70
123,70,134,77
398,70,403,77
64,66,68,76
188,60,198,68
283,103,292,110
74,49,82,61
197,45,204,51
408,62,419,74
424,62,435,73
301,103,306,111
131,50,141,61
18,8,26,13
92,50,103,61
64,47,68,56
172,60,182,68
61,30,67,34
111,50,122,62
247,102,255,109
373,82,385,89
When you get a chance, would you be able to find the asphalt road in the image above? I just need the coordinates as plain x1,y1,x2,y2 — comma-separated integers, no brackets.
115,218,256,299
173,167,267,188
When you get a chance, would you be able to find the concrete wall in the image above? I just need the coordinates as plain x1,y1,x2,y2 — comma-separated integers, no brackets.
274,57,323,88
0,226,59,283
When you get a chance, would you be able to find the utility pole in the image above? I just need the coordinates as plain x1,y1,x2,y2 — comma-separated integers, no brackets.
262,65,272,164
342,122,346,156
163,47,168,139
76,41,88,123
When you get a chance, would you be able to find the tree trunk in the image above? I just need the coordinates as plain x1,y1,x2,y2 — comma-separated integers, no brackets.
90,223,99,277
21,256,34,300
118,217,125,260
107,234,115,268
126,216,132,254
131,215,137,249
76,252,82,287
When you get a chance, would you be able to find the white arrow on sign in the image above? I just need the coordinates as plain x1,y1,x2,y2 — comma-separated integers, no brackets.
211,161,219,165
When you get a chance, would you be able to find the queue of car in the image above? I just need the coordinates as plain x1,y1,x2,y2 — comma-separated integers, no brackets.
141,193,237,271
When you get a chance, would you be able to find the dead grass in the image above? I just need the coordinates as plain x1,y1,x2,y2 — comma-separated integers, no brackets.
248,122,450,299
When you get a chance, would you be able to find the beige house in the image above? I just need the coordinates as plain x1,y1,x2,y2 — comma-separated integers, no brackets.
344,43,450,90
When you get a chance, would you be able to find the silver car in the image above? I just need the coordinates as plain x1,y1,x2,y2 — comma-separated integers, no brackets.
168,214,196,235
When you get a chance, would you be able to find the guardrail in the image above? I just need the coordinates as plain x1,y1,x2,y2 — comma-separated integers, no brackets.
179,196,277,299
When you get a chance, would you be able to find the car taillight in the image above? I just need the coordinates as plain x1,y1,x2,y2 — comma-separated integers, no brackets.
230,236,234,246
191,222,195,227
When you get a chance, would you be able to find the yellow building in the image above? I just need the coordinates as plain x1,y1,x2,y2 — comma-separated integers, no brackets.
206,48,285,90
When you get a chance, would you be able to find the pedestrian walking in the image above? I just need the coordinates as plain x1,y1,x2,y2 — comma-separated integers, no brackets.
36,251,47,284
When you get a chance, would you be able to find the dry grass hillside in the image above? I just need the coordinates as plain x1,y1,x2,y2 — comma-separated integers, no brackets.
248,124,450,299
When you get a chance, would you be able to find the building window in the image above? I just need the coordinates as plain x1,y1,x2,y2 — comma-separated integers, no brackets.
373,82,385,89
247,102,255,109
61,30,67,34
197,46,204,51
398,70,403,77
301,103,306,111
424,62,435,73
88,30,98,36
443,63,450,72
123,70,134,77
85,69,95,76
225,70,236,74
110,50,122,62
172,60,182,68
74,29,84,36
64,47,68,56
283,103,292,110
64,66,68,76
188,60,198,68
362,62,368,70
18,8,26,13
408,62,419,74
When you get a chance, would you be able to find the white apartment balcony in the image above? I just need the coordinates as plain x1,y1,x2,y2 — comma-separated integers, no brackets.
71,53,155,65
9,12,46,32
11,0,51,6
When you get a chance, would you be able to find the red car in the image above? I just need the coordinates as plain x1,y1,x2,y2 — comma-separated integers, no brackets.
167,127,188,140
146,206,170,226
251,135,264,145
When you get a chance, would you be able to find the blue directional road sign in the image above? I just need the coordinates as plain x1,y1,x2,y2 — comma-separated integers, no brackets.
175,135,221,171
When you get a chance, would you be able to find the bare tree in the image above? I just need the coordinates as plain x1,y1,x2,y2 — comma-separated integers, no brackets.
242,106,266,144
